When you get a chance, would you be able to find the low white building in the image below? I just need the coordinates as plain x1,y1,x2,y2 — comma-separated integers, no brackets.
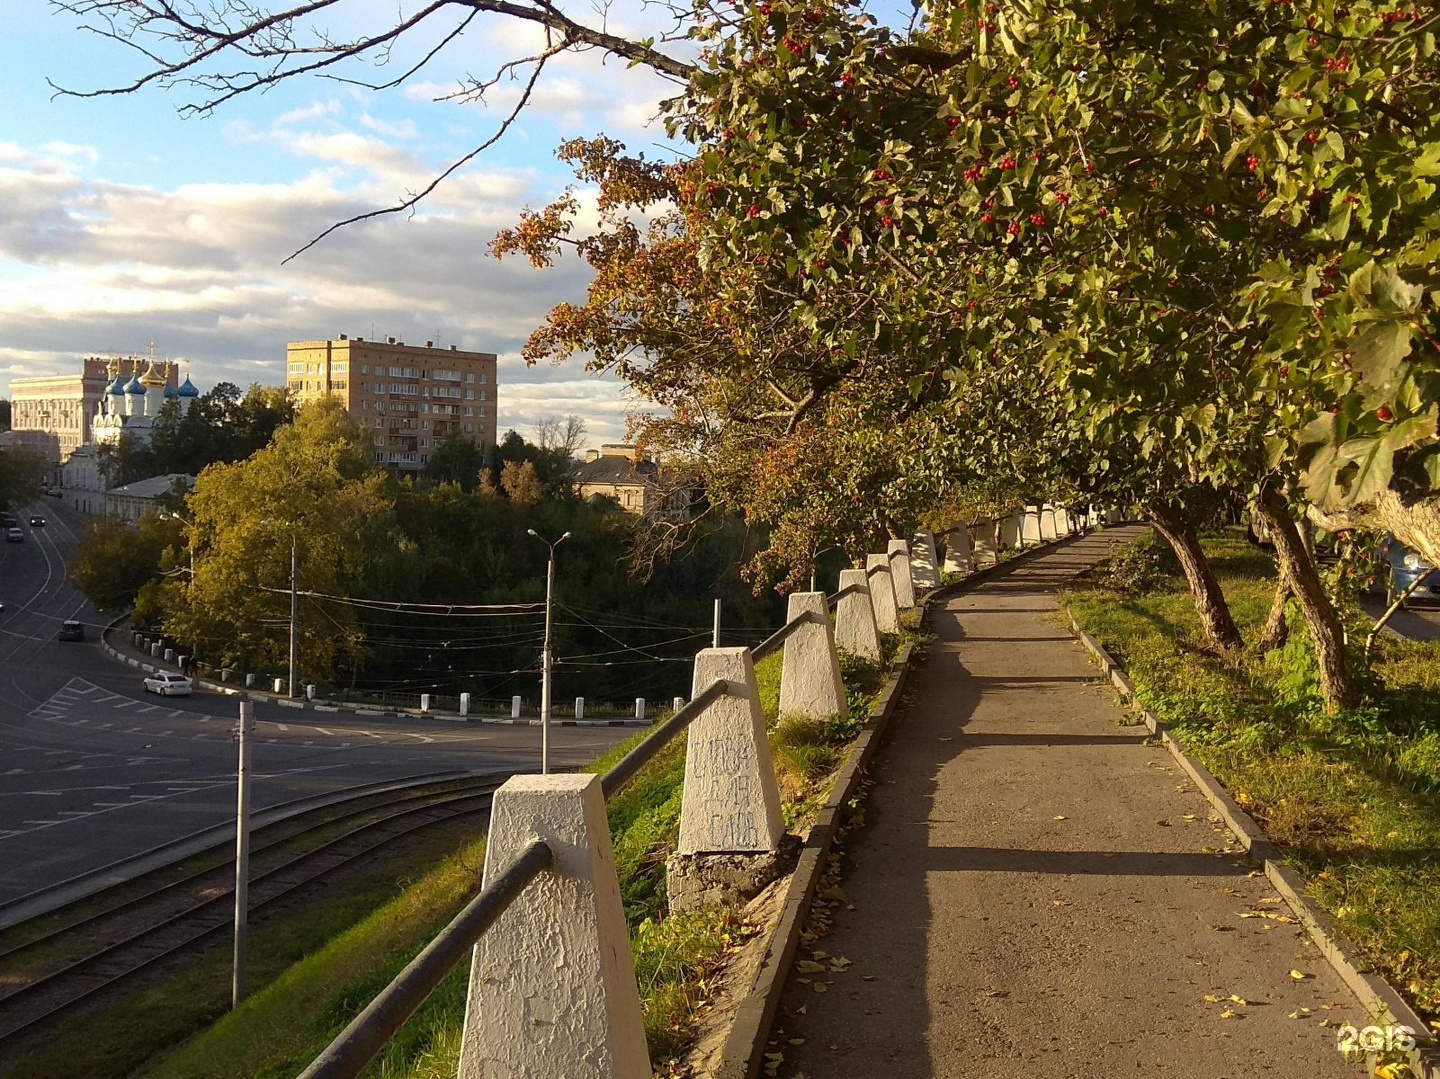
104,474,195,522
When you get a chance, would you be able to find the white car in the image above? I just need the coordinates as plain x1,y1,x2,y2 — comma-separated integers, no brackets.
143,672,193,696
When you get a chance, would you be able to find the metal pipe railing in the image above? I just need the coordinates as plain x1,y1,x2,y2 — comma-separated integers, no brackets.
828,582,861,604
298,837,554,1079
752,609,817,662
600,677,731,799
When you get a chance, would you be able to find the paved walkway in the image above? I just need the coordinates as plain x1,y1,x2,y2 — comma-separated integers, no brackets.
773,529,1366,1078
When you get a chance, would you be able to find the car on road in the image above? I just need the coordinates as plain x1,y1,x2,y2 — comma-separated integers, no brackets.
5,527,22,544
44,486,62,498
1377,537,1440,606
29,515,45,527
143,672,193,696
58,620,85,642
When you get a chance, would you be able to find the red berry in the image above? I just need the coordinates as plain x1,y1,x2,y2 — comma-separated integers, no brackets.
1055,192,1070,205
872,168,890,181
980,212,994,224
880,215,896,228
1006,220,1021,236
1000,156,1017,170
1377,406,1394,422
746,205,761,219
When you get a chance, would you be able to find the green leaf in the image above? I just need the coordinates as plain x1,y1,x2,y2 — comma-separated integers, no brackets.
1297,411,1338,446
1350,321,1414,388
1342,436,1395,507
1325,202,1351,241
1383,408,1438,452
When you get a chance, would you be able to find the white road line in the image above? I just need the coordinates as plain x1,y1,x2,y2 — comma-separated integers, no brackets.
137,705,161,714
169,710,186,718
22,820,62,826
277,724,290,732
70,684,98,695
93,801,130,807
57,810,92,818
29,791,63,796
314,727,334,736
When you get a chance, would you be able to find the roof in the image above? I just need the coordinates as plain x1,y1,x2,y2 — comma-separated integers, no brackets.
105,473,196,499
576,455,658,487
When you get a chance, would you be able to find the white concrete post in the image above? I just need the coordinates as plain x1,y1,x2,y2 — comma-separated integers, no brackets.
1020,506,1043,547
864,555,901,634
673,696,685,712
245,672,256,688
133,632,142,647
1002,513,1021,552
421,693,431,712
777,592,846,721
305,684,316,700
679,648,784,854
150,643,161,657
164,647,174,662
834,568,881,662
176,654,187,670
910,530,940,589
634,698,646,721
458,773,651,1079
941,527,972,575
574,696,585,720
973,525,997,566
273,678,284,694
887,539,915,609
511,695,522,719
460,692,470,717
1040,504,1059,541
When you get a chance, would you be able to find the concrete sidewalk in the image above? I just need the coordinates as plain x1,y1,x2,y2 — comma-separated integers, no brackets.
771,529,1366,1078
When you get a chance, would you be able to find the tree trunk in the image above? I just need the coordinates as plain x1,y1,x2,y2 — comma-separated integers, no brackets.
1144,505,1245,652
1257,578,1290,653
1254,493,1360,712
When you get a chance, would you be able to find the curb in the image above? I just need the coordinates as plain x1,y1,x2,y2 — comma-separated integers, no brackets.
1067,613,1440,1077
715,526,1094,1079
98,619,651,728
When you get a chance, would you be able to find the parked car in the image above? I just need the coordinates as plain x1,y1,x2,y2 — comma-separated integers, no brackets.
5,528,22,544
28,515,45,527
143,672,193,696
45,486,62,498
1377,537,1440,606
58,620,85,642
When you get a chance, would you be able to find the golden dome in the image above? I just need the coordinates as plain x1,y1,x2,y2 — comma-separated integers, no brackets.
140,360,166,388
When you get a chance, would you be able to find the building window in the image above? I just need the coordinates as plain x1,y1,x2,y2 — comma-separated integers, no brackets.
361,364,368,374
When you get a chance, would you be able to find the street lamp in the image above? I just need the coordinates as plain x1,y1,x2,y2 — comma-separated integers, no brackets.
261,519,300,699
527,528,570,774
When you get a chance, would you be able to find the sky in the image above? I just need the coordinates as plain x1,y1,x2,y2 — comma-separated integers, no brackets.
0,0,691,446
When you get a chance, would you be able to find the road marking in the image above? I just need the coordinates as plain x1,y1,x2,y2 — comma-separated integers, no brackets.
303,740,314,746
169,710,186,718
111,699,139,710
314,727,334,736
92,693,121,703
22,820,62,826
29,791,63,796
70,684,98,695
137,705,160,714
277,724,290,732
57,810,92,818
93,801,130,807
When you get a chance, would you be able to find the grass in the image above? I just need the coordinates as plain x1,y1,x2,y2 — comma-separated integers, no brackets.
123,640,905,1078
1063,528,1440,1031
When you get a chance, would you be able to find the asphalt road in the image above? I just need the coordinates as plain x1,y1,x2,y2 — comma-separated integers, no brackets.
0,500,632,906
1359,594,1440,642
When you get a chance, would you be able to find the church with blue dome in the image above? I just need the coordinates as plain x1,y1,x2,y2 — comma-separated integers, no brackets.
93,356,195,448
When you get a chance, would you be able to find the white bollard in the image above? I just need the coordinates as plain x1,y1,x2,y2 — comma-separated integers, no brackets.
1002,513,1022,552
420,693,431,713
1040,503,1059,541
163,647,174,662
459,692,470,717
865,555,901,634
221,668,232,683
574,696,585,720
151,643,162,657
679,648,784,854
973,524,998,566
1020,506,1043,547
941,527,972,575
887,539,915,609
245,673,256,688
910,530,940,590
176,654,187,670
833,568,881,662
273,678,284,694
306,684,316,700
511,695,522,719
458,773,651,1079
635,698,646,721
133,631,142,647
778,592,846,721
673,696,685,712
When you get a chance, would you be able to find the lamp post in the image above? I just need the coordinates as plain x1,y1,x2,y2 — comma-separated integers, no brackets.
527,528,570,774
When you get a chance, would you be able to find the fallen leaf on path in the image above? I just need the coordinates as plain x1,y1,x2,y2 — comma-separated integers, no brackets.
813,982,828,993
1219,1008,1238,1019
1288,970,1311,980
1053,815,1068,821
798,961,827,973
1288,1007,1313,1019
789,1039,806,1046
1256,897,1283,906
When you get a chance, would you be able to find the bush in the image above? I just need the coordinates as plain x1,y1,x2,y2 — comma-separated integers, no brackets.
1095,532,1179,596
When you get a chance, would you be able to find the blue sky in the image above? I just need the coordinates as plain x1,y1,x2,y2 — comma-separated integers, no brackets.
0,0,691,445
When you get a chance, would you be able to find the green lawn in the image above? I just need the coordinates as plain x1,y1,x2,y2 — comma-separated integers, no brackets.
1064,529,1440,1031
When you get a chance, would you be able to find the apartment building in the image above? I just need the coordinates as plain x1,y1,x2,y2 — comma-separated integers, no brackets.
286,336,498,474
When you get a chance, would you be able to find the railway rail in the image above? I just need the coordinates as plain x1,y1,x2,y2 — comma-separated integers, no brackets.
0,771,507,1053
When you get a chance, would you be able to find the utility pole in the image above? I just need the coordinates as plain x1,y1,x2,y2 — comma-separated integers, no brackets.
527,529,570,775
233,698,253,1008
288,532,298,698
